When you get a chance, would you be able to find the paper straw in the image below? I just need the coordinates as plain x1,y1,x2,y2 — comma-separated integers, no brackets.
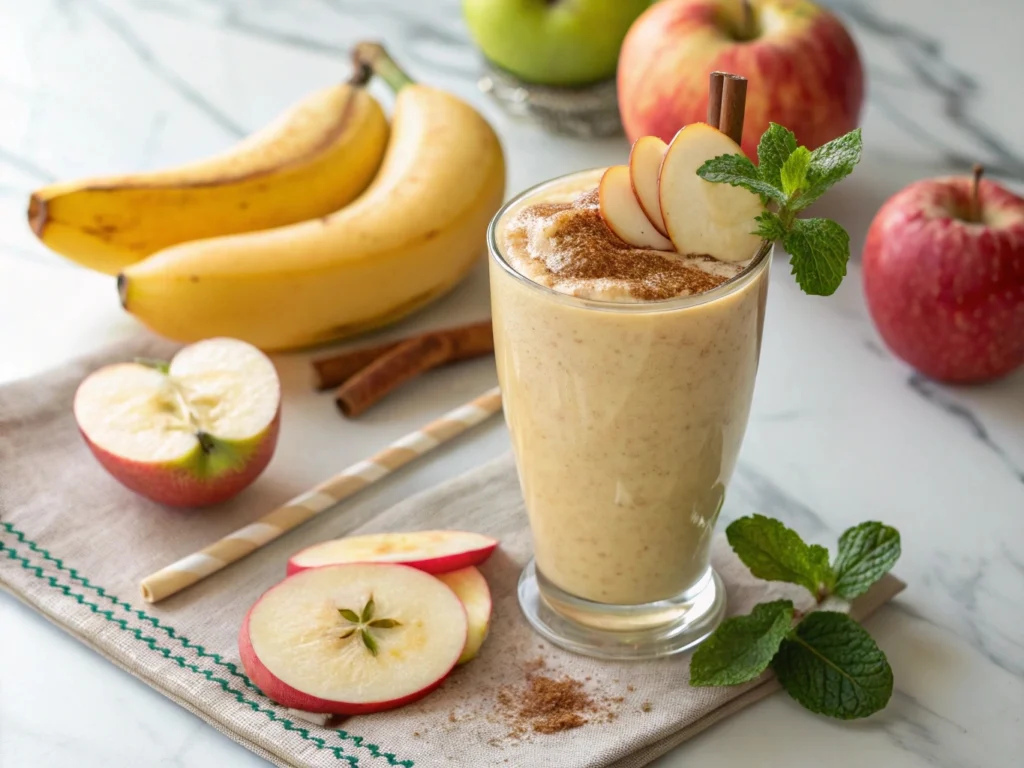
140,387,503,603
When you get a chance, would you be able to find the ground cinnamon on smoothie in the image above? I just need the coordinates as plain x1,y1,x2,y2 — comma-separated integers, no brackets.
503,188,737,301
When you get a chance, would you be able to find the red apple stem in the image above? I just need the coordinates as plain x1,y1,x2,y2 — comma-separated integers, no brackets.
741,0,755,41
970,163,984,222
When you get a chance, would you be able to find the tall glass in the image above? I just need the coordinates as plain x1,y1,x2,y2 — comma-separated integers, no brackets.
489,169,772,659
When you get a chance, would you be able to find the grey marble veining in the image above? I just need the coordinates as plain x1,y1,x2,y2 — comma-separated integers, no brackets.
1,1,1023,766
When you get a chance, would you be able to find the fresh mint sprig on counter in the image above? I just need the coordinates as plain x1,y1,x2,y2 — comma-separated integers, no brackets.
690,515,900,720
697,124,863,296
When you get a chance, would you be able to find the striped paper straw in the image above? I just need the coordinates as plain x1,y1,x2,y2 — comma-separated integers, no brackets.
140,386,503,603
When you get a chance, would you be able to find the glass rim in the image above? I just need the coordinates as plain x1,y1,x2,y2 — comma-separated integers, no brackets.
487,168,773,314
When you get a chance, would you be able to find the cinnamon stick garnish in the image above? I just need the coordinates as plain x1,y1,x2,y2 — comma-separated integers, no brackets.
707,72,725,128
335,334,454,418
718,74,747,146
312,320,494,391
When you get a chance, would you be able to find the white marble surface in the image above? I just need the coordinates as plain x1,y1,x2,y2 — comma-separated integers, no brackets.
1,0,1022,766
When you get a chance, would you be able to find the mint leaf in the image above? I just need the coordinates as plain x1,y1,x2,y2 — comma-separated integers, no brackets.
773,611,893,719
690,600,794,686
756,123,798,191
134,357,170,374
696,154,785,204
795,128,863,210
780,146,811,198
783,217,849,296
753,211,787,241
726,515,833,597
832,523,901,600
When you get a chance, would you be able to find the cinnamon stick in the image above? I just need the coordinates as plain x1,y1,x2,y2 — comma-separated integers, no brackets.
718,74,747,146
707,72,725,128
313,341,403,390
312,320,494,390
335,334,454,417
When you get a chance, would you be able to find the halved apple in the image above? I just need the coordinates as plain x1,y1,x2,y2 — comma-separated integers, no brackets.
239,563,467,714
436,566,492,664
629,136,669,236
287,530,498,576
73,337,280,508
598,165,675,250
658,122,764,262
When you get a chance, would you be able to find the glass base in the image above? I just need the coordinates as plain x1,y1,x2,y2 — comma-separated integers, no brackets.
517,559,726,660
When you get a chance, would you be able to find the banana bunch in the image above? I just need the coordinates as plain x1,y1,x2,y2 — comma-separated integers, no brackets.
29,44,506,352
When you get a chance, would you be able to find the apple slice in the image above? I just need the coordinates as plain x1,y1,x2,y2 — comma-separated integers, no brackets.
436,567,492,664
287,530,498,576
73,337,280,508
240,563,467,714
629,136,669,236
658,122,764,262
599,165,675,250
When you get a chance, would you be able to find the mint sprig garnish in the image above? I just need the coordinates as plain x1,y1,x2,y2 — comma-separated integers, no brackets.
697,124,863,296
691,515,900,720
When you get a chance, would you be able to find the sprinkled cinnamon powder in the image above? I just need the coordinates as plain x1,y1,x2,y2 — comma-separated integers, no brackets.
496,657,621,737
504,189,740,301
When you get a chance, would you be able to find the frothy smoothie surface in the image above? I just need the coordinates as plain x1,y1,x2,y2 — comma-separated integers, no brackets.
499,176,745,302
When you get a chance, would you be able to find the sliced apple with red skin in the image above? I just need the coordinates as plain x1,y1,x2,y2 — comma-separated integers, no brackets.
598,165,674,250
240,563,467,714
658,122,764,263
436,566,492,664
73,337,280,508
287,530,498,576
629,136,669,236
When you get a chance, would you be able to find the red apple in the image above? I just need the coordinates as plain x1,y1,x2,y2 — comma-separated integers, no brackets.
863,171,1024,383
617,0,863,158
287,530,498,576
73,337,281,507
239,563,467,714
436,566,493,664
598,165,674,250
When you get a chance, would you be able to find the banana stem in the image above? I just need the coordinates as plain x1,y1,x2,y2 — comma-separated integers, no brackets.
353,42,415,93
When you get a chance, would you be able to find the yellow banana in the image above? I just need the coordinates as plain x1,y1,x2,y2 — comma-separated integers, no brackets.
118,45,506,352
29,79,388,275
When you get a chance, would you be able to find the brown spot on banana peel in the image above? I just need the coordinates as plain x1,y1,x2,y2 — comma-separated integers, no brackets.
27,193,48,238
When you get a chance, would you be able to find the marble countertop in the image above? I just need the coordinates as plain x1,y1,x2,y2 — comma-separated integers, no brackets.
1,0,1022,766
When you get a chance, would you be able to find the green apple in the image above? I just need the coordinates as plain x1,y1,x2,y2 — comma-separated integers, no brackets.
462,0,651,87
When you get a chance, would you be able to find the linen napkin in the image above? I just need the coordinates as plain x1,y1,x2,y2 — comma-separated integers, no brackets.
0,337,904,768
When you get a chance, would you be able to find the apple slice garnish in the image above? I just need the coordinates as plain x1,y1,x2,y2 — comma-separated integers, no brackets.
659,122,764,262
598,165,675,250
287,530,498,576
239,563,467,714
73,337,280,508
629,136,669,236
436,566,492,664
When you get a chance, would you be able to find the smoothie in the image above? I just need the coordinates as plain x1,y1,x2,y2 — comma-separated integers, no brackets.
490,169,770,609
